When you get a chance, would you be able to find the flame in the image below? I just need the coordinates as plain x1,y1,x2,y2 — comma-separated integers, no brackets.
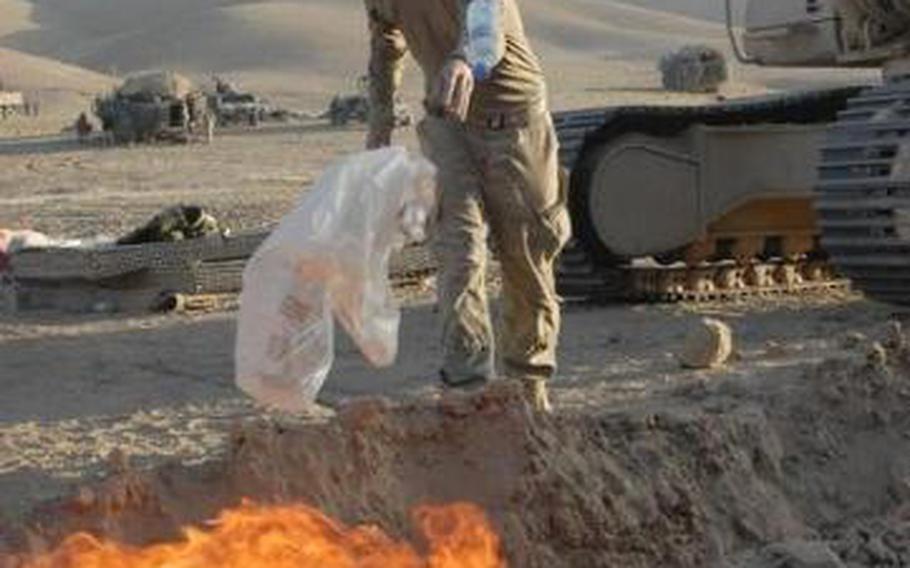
22,501,507,568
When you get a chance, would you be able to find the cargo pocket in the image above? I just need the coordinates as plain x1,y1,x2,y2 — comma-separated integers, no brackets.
415,118,435,160
492,116,570,259
535,166,572,258
415,116,451,230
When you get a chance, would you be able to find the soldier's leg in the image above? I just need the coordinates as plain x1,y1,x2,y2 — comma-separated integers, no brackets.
474,113,571,398
417,117,495,386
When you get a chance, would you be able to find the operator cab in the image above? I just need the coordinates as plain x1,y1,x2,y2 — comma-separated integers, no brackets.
741,0,841,66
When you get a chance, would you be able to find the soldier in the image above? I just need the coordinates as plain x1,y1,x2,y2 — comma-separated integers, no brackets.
364,0,571,412
75,112,93,143
204,111,215,144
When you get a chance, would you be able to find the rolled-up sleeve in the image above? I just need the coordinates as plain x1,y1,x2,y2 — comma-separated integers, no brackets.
366,3,408,148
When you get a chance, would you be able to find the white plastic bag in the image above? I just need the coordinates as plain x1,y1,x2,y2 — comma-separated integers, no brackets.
235,147,437,412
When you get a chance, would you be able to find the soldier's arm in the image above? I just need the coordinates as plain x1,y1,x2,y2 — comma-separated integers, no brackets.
366,6,408,149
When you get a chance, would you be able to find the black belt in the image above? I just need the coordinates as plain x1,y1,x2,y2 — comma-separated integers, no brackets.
424,100,546,131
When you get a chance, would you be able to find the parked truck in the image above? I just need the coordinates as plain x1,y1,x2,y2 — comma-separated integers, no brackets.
0,90,25,118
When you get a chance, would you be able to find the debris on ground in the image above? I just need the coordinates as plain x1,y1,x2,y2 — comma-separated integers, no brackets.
94,70,215,145
842,331,867,350
116,205,221,246
679,317,734,369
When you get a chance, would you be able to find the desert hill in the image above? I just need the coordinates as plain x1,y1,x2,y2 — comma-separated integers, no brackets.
0,0,727,71
0,0,734,106
0,0,873,117
0,46,113,94
0,45,116,137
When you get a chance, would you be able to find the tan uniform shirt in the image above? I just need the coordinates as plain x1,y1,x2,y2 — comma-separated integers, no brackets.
365,0,546,145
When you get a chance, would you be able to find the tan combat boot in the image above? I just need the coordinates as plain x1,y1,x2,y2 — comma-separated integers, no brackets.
522,378,553,414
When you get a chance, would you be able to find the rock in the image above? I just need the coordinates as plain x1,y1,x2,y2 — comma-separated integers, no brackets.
764,340,790,359
885,320,905,351
841,331,866,350
679,318,733,370
748,540,845,568
867,342,888,368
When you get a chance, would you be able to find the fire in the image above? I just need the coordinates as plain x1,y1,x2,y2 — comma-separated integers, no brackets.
22,501,507,568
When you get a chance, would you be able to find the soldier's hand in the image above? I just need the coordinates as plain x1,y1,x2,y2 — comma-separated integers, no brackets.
430,57,474,122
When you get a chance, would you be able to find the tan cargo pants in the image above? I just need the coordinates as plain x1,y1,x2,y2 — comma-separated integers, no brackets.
417,109,571,385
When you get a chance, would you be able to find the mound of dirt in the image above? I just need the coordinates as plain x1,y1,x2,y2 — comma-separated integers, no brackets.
7,328,910,567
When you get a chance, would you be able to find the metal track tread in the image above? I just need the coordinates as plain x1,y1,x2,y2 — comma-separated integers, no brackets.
552,86,866,171
816,77,910,305
556,242,850,303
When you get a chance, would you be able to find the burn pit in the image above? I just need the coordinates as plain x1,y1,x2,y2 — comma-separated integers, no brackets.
7,338,910,567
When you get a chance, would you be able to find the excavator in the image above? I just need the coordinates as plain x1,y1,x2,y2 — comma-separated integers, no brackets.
553,0,910,304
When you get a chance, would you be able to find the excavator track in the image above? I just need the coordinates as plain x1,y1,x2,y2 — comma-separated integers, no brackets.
816,77,910,305
557,246,849,302
552,87,864,302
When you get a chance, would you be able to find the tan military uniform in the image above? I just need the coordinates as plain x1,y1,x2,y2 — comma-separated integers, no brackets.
365,0,570,385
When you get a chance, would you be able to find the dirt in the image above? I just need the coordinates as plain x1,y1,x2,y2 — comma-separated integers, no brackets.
0,123,375,239
3,318,910,567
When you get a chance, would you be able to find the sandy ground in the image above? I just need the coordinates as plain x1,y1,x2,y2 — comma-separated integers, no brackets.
4,292,909,566
0,123,374,237
0,286,898,524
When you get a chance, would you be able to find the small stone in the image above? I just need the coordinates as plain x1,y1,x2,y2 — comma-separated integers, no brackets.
867,342,888,368
764,340,790,359
91,300,115,314
679,318,733,370
885,320,905,351
842,332,866,350
73,486,97,510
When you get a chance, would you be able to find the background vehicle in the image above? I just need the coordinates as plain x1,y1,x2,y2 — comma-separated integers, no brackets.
0,90,25,118
210,77,271,127
327,75,412,128
95,71,213,144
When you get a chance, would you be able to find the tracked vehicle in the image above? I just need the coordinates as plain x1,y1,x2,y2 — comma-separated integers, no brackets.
554,0,910,304
210,77,271,127
95,71,214,144
0,90,25,118
328,76,412,127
